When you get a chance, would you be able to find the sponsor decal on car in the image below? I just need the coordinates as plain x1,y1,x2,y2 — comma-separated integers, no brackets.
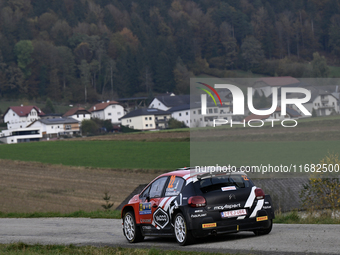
263,206,272,209
195,209,203,213
153,208,169,229
191,213,207,218
229,193,236,200
140,218,151,223
214,203,241,210
221,186,236,191
139,203,152,215
256,216,268,221
202,223,217,228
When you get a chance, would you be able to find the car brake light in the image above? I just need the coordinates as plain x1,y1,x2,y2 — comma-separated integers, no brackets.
255,188,265,200
188,196,206,207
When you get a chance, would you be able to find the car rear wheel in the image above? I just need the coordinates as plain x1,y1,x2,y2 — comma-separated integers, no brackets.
254,219,273,236
123,211,144,243
174,213,195,246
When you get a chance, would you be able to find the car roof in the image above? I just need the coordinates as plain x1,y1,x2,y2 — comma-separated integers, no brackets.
157,169,248,180
158,170,191,178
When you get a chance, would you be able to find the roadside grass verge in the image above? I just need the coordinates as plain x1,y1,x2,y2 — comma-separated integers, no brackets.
0,210,121,219
274,211,340,224
0,244,251,255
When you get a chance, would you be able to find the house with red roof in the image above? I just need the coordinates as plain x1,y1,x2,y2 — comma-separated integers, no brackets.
89,100,125,124
63,107,91,122
3,105,45,130
253,76,301,98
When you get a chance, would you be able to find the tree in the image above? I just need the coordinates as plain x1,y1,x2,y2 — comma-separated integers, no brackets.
42,98,55,114
79,60,91,102
0,64,25,98
57,46,75,93
14,40,34,77
241,36,264,70
74,42,93,63
168,118,187,129
329,14,340,60
81,119,99,135
174,57,192,94
300,153,340,214
311,52,330,78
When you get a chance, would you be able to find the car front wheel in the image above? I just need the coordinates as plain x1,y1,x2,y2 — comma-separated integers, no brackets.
174,213,195,246
123,211,144,243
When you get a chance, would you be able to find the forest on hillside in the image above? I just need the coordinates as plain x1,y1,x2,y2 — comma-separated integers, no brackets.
0,0,339,103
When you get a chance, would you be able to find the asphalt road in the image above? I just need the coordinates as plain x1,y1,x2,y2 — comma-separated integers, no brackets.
0,218,339,255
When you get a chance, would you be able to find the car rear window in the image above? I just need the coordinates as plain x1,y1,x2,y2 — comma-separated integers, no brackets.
199,174,252,193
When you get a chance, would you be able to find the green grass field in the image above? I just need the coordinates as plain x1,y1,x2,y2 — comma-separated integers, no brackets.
329,66,340,77
0,139,338,170
0,141,190,170
191,140,340,167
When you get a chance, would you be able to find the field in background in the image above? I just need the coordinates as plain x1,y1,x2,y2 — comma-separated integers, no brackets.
329,66,340,77
0,160,160,213
0,115,339,214
0,141,190,170
191,140,339,167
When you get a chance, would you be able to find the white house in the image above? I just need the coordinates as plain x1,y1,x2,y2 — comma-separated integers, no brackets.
89,101,125,124
311,92,339,116
0,127,42,144
63,107,91,123
149,94,190,111
167,103,233,128
27,118,80,138
3,105,45,130
119,108,170,130
288,86,339,117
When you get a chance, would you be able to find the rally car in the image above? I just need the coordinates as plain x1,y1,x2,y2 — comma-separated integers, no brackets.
121,169,274,245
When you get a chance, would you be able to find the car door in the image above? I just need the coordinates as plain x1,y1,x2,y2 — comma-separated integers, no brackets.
138,176,168,229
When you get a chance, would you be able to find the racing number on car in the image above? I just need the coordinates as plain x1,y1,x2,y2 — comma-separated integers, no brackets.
241,175,249,181
168,175,176,188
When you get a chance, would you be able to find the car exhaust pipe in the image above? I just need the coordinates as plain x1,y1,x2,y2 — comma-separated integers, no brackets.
211,230,217,236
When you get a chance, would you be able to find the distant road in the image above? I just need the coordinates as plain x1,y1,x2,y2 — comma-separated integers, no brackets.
0,218,339,254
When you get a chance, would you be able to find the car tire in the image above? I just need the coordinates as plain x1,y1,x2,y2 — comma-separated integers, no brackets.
123,211,144,243
174,213,195,246
254,219,273,236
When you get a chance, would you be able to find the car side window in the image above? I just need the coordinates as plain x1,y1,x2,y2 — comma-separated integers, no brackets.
140,186,151,201
149,177,167,198
165,176,185,197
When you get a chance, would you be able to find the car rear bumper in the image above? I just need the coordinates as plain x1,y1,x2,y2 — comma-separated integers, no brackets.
189,209,272,238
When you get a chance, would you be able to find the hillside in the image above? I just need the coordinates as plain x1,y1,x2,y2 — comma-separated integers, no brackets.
0,0,339,103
